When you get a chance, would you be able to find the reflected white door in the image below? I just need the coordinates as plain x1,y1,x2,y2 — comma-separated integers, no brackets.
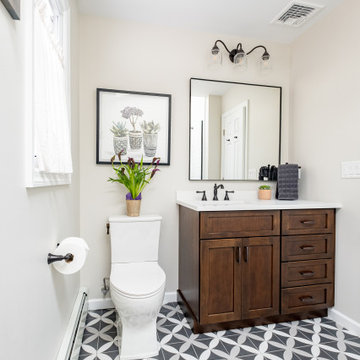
221,101,248,180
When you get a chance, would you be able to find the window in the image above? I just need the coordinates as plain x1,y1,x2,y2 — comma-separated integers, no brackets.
25,0,72,187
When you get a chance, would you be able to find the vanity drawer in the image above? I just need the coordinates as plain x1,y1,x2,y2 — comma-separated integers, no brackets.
281,284,333,314
282,234,334,261
282,209,334,235
200,211,280,239
282,259,333,287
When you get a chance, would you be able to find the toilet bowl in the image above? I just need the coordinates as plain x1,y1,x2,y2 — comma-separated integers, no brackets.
108,215,166,360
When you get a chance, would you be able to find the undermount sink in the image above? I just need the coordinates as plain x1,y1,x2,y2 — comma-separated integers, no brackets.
193,200,246,206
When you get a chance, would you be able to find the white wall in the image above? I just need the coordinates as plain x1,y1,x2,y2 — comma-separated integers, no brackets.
0,2,80,359
290,0,360,323
79,15,291,299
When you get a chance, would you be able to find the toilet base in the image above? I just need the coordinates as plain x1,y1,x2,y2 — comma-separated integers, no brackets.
116,312,160,360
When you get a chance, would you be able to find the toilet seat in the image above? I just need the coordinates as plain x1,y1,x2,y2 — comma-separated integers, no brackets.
110,262,166,299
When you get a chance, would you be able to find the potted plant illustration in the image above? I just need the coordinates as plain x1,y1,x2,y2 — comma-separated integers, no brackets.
141,120,160,157
108,152,160,217
110,121,128,156
121,106,143,151
258,185,272,200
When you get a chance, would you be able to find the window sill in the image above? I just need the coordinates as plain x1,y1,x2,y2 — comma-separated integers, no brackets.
26,172,71,188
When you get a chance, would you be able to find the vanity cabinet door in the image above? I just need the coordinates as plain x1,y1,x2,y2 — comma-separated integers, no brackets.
200,239,242,324
242,237,280,319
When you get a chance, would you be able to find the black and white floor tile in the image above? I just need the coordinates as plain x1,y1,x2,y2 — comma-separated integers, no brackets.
79,302,360,360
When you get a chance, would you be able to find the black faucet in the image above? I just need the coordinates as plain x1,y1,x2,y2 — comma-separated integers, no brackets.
224,190,234,200
196,190,207,201
213,183,224,200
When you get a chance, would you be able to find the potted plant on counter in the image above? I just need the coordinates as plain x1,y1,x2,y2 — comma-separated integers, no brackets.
258,185,272,200
108,152,160,216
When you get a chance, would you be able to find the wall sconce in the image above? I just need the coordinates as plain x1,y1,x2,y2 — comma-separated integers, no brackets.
210,40,271,71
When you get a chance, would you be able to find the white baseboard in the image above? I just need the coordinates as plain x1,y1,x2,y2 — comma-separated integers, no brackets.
57,287,88,360
88,291,178,311
163,291,177,304
88,297,114,311
328,308,360,336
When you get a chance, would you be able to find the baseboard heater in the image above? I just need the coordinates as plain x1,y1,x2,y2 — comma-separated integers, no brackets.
57,288,88,360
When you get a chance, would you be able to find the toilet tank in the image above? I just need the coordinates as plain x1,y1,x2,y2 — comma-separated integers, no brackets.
109,215,162,263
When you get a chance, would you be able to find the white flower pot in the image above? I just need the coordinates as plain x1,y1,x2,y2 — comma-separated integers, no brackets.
113,136,128,155
143,133,158,157
129,131,142,151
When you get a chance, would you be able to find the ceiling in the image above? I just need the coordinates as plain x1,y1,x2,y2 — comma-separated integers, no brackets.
77,0,343,43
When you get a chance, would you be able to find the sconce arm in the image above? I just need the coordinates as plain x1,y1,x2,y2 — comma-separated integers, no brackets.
246,45,268,56
214,40,231,54
236,42,244,51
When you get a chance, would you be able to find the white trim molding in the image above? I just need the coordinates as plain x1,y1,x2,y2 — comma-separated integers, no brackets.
163,291,177,304
88,291,178,311
56,287,88,360
328,308,360,336
88,297,114,311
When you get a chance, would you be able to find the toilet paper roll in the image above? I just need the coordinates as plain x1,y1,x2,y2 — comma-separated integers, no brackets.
52,237,89,275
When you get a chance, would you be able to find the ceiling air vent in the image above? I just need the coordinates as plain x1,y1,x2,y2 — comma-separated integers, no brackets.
272,1,324,27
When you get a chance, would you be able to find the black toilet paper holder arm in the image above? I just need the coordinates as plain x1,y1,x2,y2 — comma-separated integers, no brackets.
47,253,74,264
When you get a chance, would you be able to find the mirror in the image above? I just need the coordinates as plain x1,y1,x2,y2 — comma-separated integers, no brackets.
189,78,282,180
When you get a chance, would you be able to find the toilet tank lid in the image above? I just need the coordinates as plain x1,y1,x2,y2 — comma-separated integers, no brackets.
109,215,162,223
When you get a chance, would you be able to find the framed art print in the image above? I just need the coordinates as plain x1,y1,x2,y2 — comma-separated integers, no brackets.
1,0,20,20
96,88,171,165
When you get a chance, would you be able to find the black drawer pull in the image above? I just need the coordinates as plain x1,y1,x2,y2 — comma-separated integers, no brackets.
299,270,315,277
299,295,314,303
300,220,315,225
300,245,315,251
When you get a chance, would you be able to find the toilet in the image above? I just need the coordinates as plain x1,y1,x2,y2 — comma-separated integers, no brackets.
109,215,166,360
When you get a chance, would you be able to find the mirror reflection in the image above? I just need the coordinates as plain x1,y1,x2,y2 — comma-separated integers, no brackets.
189,78,281,180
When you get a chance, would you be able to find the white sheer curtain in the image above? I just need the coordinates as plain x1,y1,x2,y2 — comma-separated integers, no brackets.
33,0,72,174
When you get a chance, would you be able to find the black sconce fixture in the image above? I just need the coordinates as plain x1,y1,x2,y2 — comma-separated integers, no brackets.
210,40,271,71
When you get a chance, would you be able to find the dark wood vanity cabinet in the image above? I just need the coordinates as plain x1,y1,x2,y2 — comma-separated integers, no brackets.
200,236,280,324
178,206,336,333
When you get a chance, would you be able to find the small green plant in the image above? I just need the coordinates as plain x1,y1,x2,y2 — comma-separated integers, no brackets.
110,121,128,137
108,152,160,200
259,185,271,190
141,120,160,134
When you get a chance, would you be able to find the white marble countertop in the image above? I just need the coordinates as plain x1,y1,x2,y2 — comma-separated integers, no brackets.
176,191,342,212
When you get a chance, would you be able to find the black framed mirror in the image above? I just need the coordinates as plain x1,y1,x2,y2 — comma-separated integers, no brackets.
189,78,282,181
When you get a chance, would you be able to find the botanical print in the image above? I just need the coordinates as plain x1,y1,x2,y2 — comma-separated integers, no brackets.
1,0,20,20
141,120,160,157
97,89,171,165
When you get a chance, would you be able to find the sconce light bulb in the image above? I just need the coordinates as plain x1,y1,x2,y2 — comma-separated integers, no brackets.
262,51,270,61
234,50,247,68
211,45,220,55
260,52,272,73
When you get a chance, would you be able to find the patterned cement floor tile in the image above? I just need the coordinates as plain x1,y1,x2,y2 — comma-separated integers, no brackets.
80,302,360,360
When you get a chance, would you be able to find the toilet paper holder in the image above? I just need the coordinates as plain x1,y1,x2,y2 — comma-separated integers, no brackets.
47,253,74,264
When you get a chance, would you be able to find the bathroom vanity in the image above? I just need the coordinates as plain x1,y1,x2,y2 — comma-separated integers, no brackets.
177,196,341,333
